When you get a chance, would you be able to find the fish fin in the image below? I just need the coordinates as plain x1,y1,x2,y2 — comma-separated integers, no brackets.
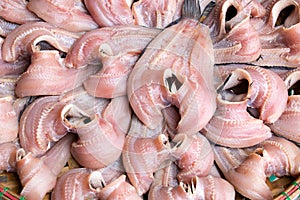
182,0,202,20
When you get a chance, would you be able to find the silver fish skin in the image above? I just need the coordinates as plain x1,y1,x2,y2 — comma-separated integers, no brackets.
27,0,98,32
63,96,131,169
128,0,216,135
16,134,75,200
51,168,102,200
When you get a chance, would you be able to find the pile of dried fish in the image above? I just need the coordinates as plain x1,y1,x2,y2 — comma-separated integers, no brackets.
0,0,299,199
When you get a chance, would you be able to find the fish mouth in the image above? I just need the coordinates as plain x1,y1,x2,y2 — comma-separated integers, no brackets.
271,0,300,29
164,69,183,94
61,104,93,132
217,69,251,103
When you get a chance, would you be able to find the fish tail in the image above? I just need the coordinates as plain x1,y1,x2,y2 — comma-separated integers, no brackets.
182,0,202,20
